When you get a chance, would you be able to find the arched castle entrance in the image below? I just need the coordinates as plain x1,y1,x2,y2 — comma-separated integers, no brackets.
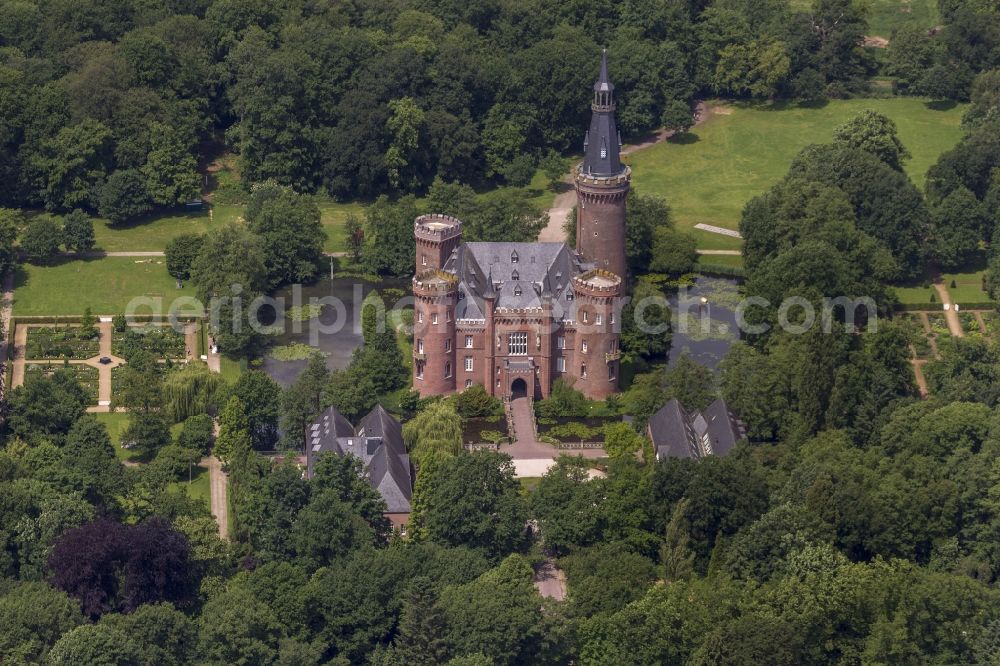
510,378,528,400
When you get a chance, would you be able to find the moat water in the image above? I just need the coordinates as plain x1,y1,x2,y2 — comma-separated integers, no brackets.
258,275,741,387
666,276,741,370
260,276,408,387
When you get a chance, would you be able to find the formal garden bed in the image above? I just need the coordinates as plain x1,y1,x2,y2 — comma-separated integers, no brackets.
536,416,621,444
899,313,934,359
462,416,509,446
927,313,951,341
112,325,186,359
958,311,983,337
25,363,99,404
24,326,100,360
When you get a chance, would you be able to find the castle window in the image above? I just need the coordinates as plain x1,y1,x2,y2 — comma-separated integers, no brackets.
432,313,438,325
556,336,565,349
557,357,566,373
610,312,615,324
581,364,587,378
596,314,603,325
465,335,474,348
417,339,424,353
508,332,528,356
446,309,452,322
582,340,588,353
421,254,427,266
465,379,473,389
445,339,451,352
566,293,574,301
417,311,424,323
465,357,473,372
511,251,519,263
600,147,607,159
416,362,424,379
514,286,522,297
609,365,616,380
608,340,615,352
512,270,519,281
445,362,452,378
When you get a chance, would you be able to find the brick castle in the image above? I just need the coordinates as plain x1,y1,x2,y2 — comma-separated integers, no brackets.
411,51,631,401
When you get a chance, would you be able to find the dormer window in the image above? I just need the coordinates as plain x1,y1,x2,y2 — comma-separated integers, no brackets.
514,286,522,297
512,270,519,281
511,251,519,263
566,293,574,301
600,146,607,159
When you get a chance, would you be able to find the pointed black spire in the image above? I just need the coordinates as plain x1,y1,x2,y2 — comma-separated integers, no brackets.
582,49,623,177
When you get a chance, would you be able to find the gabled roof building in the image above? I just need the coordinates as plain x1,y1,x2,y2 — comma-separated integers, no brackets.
305,404,413,529
648,398,747,460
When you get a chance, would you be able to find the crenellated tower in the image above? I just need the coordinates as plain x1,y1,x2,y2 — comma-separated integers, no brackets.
574,49,630,282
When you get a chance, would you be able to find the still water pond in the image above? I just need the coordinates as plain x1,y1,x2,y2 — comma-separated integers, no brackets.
666,277,741,370
261,277,408,387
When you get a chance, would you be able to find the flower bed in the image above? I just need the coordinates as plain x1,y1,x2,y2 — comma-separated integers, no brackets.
25,326,99,360
958,311,982,336
112,325,186,359
926,313,951,341
25,363,99,404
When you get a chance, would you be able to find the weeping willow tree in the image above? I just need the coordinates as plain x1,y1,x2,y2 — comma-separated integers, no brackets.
163,363,224,423
402,400,463,467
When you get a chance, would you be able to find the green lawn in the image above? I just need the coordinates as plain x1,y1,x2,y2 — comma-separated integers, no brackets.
867,0,940,37
696,254,744,269
942,270,990,306
627,98,967,236
169,463,210,506
97,412,186,463
220,355,245,383
317,201,364,253
13,257,198,316
894,283,937,307
93,208,224,252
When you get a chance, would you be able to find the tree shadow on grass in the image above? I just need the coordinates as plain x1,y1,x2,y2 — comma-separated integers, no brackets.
926,99,958,111
668,132,700,145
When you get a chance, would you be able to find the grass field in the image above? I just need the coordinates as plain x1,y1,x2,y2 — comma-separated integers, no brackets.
169,463,210,505
13,257,197,316
942,270,989,305
627,98,966,248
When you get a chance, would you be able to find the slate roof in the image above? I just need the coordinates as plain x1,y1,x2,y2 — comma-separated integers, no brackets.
443,241,590,316
582,50,624,178
305,405,413,514
648,398,746,460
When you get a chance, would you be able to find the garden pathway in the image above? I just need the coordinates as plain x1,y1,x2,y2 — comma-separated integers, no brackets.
911,359,929,398
533,559,567,601
504,397,605,478
933,282,964,338
0,272,13,395
10,323,26,389
203,454,229,540
538,103,713,246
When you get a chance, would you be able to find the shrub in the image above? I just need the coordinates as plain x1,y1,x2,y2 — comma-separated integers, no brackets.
454,384,502,418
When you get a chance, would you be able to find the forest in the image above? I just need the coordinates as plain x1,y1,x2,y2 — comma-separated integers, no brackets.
3,0,1000,665
0,0,997,212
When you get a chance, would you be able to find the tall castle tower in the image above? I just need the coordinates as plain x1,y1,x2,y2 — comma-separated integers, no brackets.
574,50,630,281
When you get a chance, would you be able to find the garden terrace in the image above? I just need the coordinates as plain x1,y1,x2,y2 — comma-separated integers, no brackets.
25,363,99,405
25,326,100,360
112,325,187,360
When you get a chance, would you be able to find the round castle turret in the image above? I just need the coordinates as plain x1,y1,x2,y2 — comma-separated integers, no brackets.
571,269,623,399
415,214,463,274
574,49,630,282
412,269,458,397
